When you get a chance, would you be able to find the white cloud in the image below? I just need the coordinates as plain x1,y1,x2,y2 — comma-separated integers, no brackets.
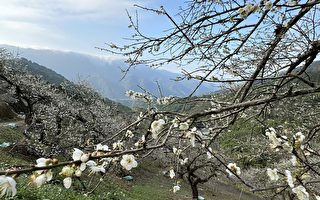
0,0,145,21
0,0,160,55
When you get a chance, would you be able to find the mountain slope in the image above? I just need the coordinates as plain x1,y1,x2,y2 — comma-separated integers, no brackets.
17,58,70,85
1,44,219,101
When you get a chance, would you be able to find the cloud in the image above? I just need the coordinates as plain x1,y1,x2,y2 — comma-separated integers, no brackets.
0,0,145,21
0,0,161,55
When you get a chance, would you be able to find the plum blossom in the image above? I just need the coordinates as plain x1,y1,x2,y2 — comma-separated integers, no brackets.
294,132,305,148
290,155,298,166
173,147,182,155
30,158,54,187
120,154,138,171
207,147,213,159
285,170,294,188
226,163,241,176
72,148,90,163
266,168,279,181
72,148,89,171
292,185,309,200
60,166,75,189
134,135,146,147
86,161,106,174
265,128,282,150
96,143,109,151
60,166,74,177
186,127,197,147
169,169,175,179
171,118,179,128
63,177,72,189
173,185,180,193
33,174,47,188
150,119,165,139
179,122,189,131
179,158,188,165
125,130,134,138
113,141,124,150
0,176,17,198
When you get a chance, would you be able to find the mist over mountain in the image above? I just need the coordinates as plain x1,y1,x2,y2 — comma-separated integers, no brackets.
1,44,219,102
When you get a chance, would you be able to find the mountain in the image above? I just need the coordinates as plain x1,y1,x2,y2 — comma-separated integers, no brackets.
16,58,70,85
1,45,219,103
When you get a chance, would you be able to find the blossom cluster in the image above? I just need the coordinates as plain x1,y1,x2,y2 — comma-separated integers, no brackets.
264,128,318,200
0,145,138,198
125,90,153,102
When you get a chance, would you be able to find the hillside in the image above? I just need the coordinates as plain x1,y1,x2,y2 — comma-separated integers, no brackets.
1,45,219,102
16,58,70,85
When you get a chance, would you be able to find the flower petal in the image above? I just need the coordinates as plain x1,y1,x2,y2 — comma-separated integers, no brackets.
63,177,72,189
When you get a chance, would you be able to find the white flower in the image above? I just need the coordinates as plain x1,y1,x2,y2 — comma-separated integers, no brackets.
179,158,188,165
113,141,124,150
134,135,146,147
207,147,213,159
179,122,189,131
60,166,74,177
90,165,106,174
315,195,320,200
151,119,165,139
46,170,53,182
265,128,282,150
79,163,86,171
0,176,17,198
292,185,309,200
295,132,305,148
35,158,50,167
72,148,84,161
226,163,241,176
34,174,47,188
96,143,109,151
80,154,90,163
173,185,180,193
285,170,294,188
120,154,138,171
63,177,72,189
266,168,279,181
172,118,179,128
125,130,134,138
86,160,97,167
173,147,182,155
86,161,106,174
169,169,175,179
72,148,89,162
35,158,51,174
75,169,82,177
290,155,298,166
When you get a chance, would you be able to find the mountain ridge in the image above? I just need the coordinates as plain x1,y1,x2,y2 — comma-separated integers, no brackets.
1,44,219,102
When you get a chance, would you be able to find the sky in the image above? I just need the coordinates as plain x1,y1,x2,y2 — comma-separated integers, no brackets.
0,0,181,59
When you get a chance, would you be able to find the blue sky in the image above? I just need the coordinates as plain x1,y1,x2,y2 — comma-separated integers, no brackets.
0,0,181,59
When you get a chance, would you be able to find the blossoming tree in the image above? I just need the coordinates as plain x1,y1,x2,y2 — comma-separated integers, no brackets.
1,0,320,200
